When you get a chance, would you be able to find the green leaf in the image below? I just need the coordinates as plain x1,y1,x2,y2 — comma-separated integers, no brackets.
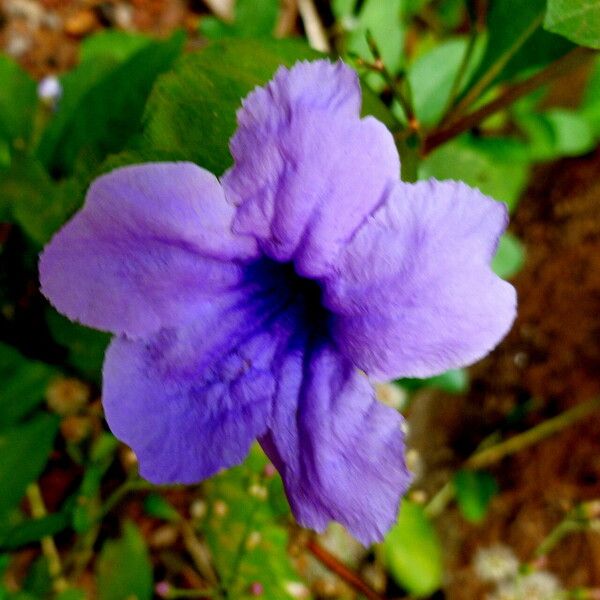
545,0,600,49
144,38,318,174
516,109,596,160
581,55,600,136
454,469,498,523
37,32,184,176
464,0,572,97
0,342,57,429
383,501,443,597
492,233,526,279
345,0,406,76
408,36,484,126
80,30,153,63
202,447,306,599
0,56,37,145
0,414,59,516
96,521,153,600
419,134,530,213
200,0,279,39
143,493,180,522
0,511,70,550
0,154,82,246
398,368,469,394
46,310,110,382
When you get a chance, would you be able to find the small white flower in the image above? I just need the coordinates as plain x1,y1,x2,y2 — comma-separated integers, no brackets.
517,571,563,600
474,545,520,583
38,75,62,106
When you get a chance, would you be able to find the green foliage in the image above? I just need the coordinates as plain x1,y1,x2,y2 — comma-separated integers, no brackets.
517,109,596,160
492,233,526,280
399,368,469,395
383,500,443,597
143,493,180,522
200,0,279,39
419,134,530,213
407,36,484,126
36,32,184,176
464,0,572,96
338,0,406,78
0,415,58,517
201,447,307,599
79,30,153,63
46,310,110,383
0,155,82,247
0,343,56,428
0,56,36,146
0,511,71,551
96,521,153,600
545,0,600,49
454,469,498,523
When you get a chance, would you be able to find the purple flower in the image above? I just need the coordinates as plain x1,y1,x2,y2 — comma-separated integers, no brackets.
39,60,516,544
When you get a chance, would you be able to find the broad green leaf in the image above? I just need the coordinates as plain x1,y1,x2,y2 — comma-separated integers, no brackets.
419,134,530,213
202,447,306,599
408,36,484,126
80,30,152,63
46,310,110,382
144,38,317,173
454,469,498,523
37,32,184,176
96,521,153,600
383,501,443,597
0,414,59,516
492,233,526,280
0,511,70,550
200,0,278,39
464,0,572,99
516,109,596,161
545,0,600,49
0,56,37,145
0,342,56,428
0,155,82,246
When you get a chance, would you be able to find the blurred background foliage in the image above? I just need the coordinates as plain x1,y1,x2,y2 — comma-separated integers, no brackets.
0,0,600,599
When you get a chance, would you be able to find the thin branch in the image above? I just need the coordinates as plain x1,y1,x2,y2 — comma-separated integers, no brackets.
306,538,387,600
449,12,545,119
27,483,69,593
422,47,595,156
297,0,330,53
465,396,600,471
425,396,600,518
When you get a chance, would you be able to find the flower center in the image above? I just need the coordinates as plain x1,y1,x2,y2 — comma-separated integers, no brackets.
277,261,330,336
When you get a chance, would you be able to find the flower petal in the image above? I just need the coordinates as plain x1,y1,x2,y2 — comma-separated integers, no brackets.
223,60,400,278
260,342,410,545
40,162,258,338
103,291,293,484
326,179,517,380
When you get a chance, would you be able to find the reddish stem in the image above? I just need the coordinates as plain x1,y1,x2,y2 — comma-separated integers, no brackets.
306,538,387,600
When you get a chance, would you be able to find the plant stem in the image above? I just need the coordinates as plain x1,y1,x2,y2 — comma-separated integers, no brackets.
422,47,595,156
365,31,419,132
465,396,600,470
26,483,69,593
306,538,387,600
449,12,544,120
440,27,479,125
424,396,600,518
534,519,586,558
